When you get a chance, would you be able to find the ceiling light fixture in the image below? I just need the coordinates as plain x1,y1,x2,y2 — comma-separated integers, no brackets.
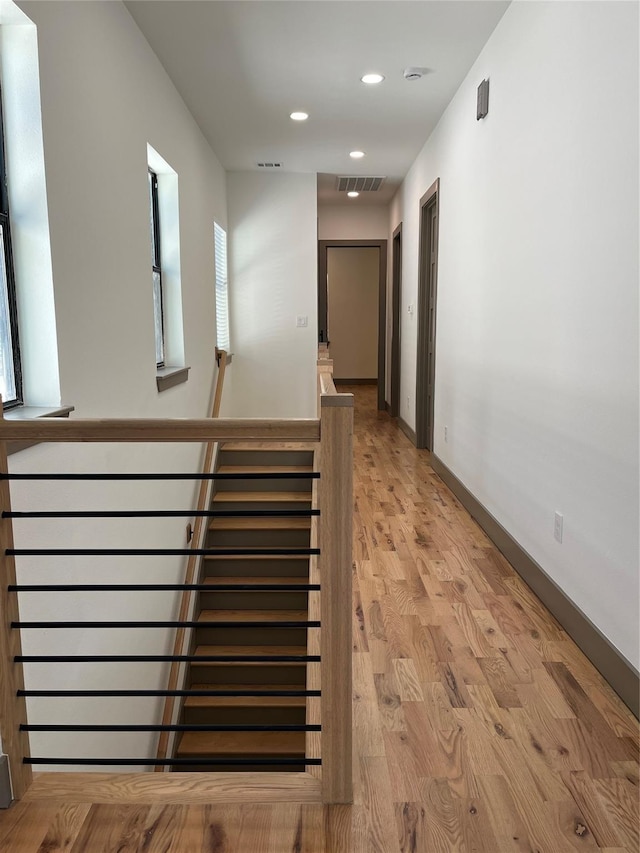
349,150,365,159
347,191,359,198
290,111,309,121
361,73,384,85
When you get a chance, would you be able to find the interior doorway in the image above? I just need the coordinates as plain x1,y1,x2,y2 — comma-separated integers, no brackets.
416,179,440,450
327,247,379,384
318,239,387,410
390,223,402,418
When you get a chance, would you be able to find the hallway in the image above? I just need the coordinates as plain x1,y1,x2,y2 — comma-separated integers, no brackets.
347,384,639,852
0,387,638,851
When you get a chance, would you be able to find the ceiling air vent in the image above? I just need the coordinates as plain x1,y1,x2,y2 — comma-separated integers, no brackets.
336,176,385,193
257,161,283,169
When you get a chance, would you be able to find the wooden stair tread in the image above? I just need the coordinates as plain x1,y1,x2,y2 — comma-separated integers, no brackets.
197,610,308,623
212,491,312,503
185,684,307,708
193,645,308,656
217,465,313,474
221,442,316,452
176,730,306,757
202,576,311,587
209,517,311,531
204,554,307,562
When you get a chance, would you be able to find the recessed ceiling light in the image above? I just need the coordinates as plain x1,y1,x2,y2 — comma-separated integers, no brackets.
361,73,384,85
347,191,359,198
290,112,309,121
349,150,365,159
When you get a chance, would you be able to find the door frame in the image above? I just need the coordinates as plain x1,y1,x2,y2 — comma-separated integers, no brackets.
390,223,402,418
318,239,387,411
416,179,440,449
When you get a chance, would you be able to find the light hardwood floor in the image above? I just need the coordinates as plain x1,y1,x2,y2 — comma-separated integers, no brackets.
1,385,638,851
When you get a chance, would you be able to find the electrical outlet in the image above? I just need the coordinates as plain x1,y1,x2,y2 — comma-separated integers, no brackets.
296,315,308,328
554,512,563,543
444,426,449,443
406,395,410,408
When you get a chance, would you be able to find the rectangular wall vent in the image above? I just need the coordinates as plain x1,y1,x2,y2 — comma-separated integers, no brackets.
257,162,283,169
336,176,385,192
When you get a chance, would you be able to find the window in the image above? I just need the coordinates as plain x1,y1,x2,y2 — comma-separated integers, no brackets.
0,87,21,408
0,5,61,412
214,222,230,352
148,168,164,367
147,144,186,388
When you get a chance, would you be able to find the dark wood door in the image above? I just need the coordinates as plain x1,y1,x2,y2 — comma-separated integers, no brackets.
425,203,438,444
390,224,402,418
416,180,439,450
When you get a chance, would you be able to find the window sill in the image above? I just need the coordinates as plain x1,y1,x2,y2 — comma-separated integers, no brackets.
4,405,75,456
156,366,190,392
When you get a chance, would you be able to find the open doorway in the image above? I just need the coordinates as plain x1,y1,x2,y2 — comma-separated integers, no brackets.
416,180,439,449
318,239,387,410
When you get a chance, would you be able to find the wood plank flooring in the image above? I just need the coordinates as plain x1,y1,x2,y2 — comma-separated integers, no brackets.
1,385,638,851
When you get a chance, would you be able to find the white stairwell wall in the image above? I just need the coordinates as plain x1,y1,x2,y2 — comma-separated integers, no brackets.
224,171,318,419
4,0,228,770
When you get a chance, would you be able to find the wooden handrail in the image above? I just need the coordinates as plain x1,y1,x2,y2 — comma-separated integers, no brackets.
317,343,337,414
155,349,228,769
212,348,228,420
0,417,319,444
319,370,336,397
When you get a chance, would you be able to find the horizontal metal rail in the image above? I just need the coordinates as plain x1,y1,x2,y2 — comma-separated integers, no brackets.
18,689,321,698
4,509,320,519
2,417,326,782
14,620,321,629
24,757,322,767
7,548,320,557
0,471,319,481
9,583,321,593
16,654,320,663
21,723,321,733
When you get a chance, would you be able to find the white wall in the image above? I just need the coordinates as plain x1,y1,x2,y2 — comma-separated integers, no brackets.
5,0,228,770
318,204,389,241
390,1,639,668
225,171,317,418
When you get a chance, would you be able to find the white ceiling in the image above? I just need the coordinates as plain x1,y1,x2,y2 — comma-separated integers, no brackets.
125,1,510,206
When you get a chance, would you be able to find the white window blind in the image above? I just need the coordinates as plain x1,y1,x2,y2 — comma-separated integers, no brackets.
214,222,230,351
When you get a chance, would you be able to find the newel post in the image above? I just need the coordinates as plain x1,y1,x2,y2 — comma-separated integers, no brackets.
319,392,353,804
0,403,32,799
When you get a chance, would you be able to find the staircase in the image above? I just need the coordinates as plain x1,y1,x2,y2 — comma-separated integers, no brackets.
173,441,317,771
0,352,352,803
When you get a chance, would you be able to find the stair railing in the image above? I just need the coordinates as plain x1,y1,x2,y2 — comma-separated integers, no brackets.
317,349,335,414
155,349,227,769
316,349,353,803
0,354,353,805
